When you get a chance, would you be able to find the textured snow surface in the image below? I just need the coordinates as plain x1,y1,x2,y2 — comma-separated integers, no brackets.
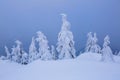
0,53,120,80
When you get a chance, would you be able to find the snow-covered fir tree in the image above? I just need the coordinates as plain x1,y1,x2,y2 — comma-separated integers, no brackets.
29,37,38,62
91,33,101,53
36,31,52,60
10,40,28,64
101,35,114,62
56,13,76,59
51,45,57,60
21,50,28,64
85,32,93,52
11,45,17,62
85,32,101,53
5,46,11,60
14,40,22,63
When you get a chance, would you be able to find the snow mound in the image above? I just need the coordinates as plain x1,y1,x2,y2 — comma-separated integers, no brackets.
77,52,101,61
0,53,120,80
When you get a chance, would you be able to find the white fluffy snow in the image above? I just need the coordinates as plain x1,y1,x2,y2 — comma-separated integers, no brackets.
0,53,120,80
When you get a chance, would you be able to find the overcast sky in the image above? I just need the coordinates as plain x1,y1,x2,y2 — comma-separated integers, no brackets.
0,0,120,55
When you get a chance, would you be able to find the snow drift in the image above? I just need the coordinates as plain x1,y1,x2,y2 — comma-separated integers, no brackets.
0,53,120,80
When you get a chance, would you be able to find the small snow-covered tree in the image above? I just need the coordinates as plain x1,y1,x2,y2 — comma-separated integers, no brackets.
85,32,101,53
51,45,57,60
101,35,114,62
11,46,17,62
36,31,52,60
15,40,22,63
85,32,93,52
91,33,101,53
5,46,11,60
4,40,28,64
29,37,38,62
21,50,28,64
11,40,23,63
56,13,76,59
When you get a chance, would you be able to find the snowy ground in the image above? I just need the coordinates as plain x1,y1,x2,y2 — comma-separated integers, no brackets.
0,53,120,80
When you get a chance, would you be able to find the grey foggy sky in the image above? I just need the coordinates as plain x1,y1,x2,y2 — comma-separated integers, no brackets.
0,0,120,55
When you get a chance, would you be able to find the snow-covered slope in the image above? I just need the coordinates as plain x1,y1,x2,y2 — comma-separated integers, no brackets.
0,53,120,80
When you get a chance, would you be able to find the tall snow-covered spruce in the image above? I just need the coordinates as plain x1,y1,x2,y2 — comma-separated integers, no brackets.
36,31,52,60
101,35,114,62
29,37,38,62
56,14,76,59
85,32,101,53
